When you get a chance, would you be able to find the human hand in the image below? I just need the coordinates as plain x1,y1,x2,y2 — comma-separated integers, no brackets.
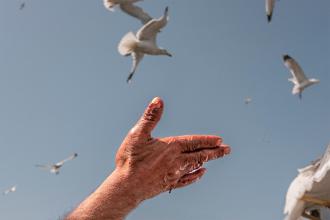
115,97,231,202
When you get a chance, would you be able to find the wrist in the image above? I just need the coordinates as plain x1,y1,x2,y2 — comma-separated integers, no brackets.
66,168,142,220
104,167,143,206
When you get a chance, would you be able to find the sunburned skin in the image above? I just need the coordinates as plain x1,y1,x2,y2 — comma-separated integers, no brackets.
66,97,231,220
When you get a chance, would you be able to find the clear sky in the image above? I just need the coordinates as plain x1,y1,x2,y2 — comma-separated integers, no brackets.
0,0,329,219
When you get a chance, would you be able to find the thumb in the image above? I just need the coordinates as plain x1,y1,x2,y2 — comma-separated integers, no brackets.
130,97,164,140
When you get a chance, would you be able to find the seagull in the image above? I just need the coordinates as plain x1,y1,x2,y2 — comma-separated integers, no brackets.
266,0,275,23
36,153,78,175
244,97,252,105
283,54,319,99
103,0,152,24
3,185,17,195
118,6,172,83
19,2,25,10
284,144,330,220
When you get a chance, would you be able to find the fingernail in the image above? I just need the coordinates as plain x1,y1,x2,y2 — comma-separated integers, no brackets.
148,98,162,114
151,97,161,105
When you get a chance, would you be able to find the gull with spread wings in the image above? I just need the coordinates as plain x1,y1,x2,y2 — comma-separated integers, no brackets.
283,54,319,99
244,97,252,105
103,0,152,24
284,144,330,220
3,185,17,195
118,7,172,83
36,153,78,175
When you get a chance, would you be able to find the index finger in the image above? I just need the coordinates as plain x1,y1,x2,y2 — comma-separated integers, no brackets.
171,135,223,153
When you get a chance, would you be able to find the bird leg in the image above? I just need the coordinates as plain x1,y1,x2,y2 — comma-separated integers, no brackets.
301,195,330,208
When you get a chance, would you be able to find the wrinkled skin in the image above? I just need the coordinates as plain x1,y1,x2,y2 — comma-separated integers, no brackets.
66,97,231,220
115,97,231,201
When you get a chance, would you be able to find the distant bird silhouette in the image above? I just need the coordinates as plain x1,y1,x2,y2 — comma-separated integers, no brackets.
244,97,252,105
3,185,17,195
265,0,275,22
36,153,78,175
19,2,25,10
118,7,172,83
284,144,330,220
103,0,152,24
283,54,319,99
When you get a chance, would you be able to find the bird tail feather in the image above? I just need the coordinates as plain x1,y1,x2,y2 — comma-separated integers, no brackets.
118,32,138,56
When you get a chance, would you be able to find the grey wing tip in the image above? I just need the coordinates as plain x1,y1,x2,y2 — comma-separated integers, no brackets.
283,54,291,61
73,153,78,157
165,6,169,14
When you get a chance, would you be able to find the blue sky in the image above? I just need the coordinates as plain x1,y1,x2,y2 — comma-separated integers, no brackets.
0,0,329,219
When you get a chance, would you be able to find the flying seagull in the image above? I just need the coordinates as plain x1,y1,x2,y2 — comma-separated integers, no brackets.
3,185,17,195
118,7,172,83
266,0,275,22
244,97,252,105
36,153,78,175
283,54,319,99
103,0,152,24
284,144,330,220
19,2,25,10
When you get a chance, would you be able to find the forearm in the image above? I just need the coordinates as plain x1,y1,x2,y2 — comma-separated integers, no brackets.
66,169,141,220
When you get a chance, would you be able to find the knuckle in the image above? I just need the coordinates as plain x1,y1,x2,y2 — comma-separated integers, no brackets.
197,152,208,163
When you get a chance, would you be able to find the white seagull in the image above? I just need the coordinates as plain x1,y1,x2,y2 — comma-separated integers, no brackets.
36,153,78,175
244,97,252,105
283,54,319,99
103,0,152,24
3,185,17,195
266,0,275,23
118,6,172,83
284,144,330,220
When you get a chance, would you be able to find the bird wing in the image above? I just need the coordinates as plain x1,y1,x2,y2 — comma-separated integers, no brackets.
56,153,78,166
284,165,315,216
313,144,330,183
302,146,330,209
283,55,308,84
127,52,144,83
120,3,152,24
266,0,275,19
35,164,52,170
136,7,169,43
